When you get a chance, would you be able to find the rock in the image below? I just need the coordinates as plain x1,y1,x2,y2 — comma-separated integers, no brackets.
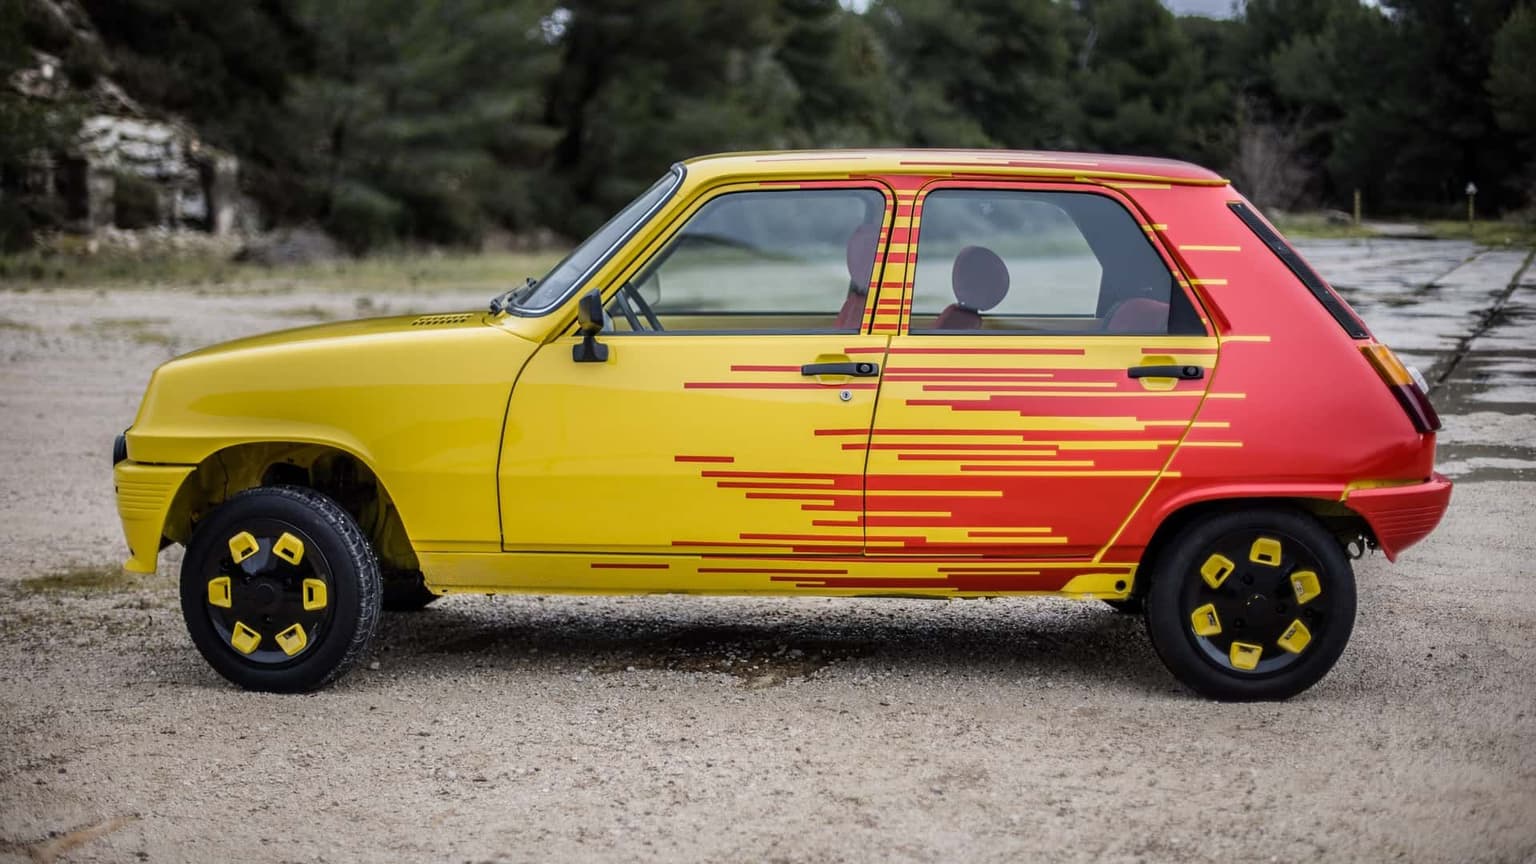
235,227,341,266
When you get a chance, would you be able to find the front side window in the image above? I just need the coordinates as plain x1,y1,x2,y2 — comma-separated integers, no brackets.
605,187,886,334
909,189,1202,335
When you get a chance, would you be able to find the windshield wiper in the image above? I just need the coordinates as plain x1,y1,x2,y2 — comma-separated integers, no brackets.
489,276,538,315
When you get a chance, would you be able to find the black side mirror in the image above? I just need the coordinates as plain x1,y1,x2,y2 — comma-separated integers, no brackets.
572,289,609,363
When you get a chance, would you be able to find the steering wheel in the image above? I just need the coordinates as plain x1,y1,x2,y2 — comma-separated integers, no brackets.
622,283,664,332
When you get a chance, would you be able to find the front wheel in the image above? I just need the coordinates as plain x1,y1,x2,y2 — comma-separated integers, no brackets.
180,485,381,692
1144,507,1356,701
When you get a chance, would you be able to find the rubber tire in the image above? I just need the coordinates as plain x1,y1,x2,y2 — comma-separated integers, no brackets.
1144,507,1356,701
382,571,439,612
180,485,381,692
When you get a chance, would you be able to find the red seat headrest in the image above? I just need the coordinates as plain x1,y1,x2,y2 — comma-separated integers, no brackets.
846,223,880,292
952,246,1008,311
1104,297,1168,333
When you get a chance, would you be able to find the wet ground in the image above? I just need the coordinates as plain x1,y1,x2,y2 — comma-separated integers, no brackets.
1306,238,1536,481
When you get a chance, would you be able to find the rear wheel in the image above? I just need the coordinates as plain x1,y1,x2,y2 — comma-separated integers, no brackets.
1145,507,1355,701
180,485,381,692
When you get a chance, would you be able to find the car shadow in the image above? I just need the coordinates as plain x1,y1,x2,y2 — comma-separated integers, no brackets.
367,596,1174,695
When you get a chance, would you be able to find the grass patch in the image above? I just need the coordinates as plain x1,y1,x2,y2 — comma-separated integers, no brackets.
76,316,176,348
1419,219,1536,248
0,315,38,332
0,247,565,294
1269,212,1380,240
21,564,169,594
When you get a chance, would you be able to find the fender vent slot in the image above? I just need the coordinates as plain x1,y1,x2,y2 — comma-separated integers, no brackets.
410,313,473,327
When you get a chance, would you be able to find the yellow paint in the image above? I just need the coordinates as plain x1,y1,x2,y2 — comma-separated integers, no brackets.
1276,619,1311,654
302,578,328,611
207,576,232,608
1179,245,1241,252
272,532,304,566
230,621,261,655
122,313,534,559
228,531,259,565
1229,641,1262,670
1190,602,1222,636
1291,570,1322,605
1340,478,1419,500
274,623,308,657
1250,537,1282,567
1218,335,1271,343
1201,554,1236,589
1189,278,1228,286
113,462,195,574
1135,355,1180,391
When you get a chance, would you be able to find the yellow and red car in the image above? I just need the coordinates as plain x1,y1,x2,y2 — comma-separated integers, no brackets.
113,149,1451,699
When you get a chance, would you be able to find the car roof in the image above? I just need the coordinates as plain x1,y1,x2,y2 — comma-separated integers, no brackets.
680,149,1229,187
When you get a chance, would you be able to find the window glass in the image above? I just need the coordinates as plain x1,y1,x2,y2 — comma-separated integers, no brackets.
513,169,681,312
609,188,885,334
910,189,1197,335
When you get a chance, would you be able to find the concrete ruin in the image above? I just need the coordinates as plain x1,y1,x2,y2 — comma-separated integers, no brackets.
7,49,249,236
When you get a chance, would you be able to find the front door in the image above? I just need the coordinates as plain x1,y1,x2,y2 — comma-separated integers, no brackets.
499,182,895,574
865,180,1218,563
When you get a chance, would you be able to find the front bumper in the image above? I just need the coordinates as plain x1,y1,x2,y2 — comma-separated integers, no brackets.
113,461,194,574
1345,472,1453,562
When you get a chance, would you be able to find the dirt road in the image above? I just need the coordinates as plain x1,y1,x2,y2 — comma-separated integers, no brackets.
1,241,1534,862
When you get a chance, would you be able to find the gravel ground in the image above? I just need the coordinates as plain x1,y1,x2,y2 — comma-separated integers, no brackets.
1,241,1534,863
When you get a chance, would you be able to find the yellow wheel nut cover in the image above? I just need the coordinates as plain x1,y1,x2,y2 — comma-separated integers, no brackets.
273,532,305,566
207,576,232,608
1200,554,1235,589
302,578,328,611
1250,537,1282,567
1277,619,1312,654
1190,602,1222,637
230,621,261,655
274,623,308,656
1291,570,1322,605
1229,641,1262,671
228,531,260,564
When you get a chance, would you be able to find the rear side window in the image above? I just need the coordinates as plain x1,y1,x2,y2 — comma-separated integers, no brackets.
1228,201,1369,338
909,189,1204,335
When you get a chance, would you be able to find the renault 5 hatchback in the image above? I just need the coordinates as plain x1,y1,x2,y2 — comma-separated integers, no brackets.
112,149,1451,699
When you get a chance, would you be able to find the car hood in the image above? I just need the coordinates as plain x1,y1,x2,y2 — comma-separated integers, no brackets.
175,311,490,362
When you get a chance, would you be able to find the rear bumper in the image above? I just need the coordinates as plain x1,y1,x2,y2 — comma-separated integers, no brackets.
1345,473,1453,562
114,461,194,574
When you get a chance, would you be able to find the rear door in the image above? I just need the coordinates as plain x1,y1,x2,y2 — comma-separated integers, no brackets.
864,179,1218,561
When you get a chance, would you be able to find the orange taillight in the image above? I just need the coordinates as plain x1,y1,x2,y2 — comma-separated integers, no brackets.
1360,343,1440,433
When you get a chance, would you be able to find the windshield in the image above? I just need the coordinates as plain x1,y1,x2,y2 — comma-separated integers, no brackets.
503,167,683,314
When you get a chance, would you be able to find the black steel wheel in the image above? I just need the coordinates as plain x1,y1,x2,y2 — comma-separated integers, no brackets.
180,485,380,692
1145,507,1356,701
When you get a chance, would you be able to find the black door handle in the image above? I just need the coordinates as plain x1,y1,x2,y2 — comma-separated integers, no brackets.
1128,364,1204,380
801,361,880,377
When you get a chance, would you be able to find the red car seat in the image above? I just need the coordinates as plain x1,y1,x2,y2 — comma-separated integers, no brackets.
1103,297,1169,333
836,223,881,330
933,246,1009,330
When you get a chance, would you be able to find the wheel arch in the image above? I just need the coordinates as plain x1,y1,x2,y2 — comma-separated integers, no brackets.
163,441,418,574
1131,495,1371,596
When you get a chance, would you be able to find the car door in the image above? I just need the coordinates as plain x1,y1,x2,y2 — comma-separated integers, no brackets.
864,179,1219,561
498,180,895,580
